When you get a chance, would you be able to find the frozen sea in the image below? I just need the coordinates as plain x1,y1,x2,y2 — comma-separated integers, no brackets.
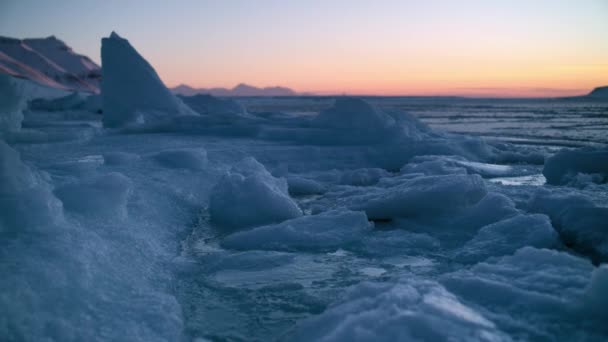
2,88,608,342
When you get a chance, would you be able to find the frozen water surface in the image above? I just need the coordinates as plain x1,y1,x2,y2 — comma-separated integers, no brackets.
2,34,608,342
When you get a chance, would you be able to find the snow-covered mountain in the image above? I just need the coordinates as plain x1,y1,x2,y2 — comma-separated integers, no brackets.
172,83,298,97
0,36,100,93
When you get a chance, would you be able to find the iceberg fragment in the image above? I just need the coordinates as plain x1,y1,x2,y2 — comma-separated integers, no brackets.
209,157,302,229
100,32,195,127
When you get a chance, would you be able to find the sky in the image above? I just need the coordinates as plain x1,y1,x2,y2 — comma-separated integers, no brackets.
1,0,607,97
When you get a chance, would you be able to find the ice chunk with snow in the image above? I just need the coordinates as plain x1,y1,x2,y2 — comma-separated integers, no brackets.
222,210,371,252
452,192,519,232
457,214,559,263
209,157,302,229
526,188,595,222
442,247,608,339
350,174,487,220
0,141,63,231
0,74,25,135
314,98,396,132
287,279,508,342
528,188,608,262
287,176,326,196
310,97,428,145
543,147,608,185
54,172,132,219
152,148,207,170
101,32,195,127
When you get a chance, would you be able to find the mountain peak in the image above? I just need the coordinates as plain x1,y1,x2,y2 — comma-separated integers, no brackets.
0,34,101,93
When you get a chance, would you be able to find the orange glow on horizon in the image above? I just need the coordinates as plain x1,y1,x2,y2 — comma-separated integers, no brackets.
157,39,608,98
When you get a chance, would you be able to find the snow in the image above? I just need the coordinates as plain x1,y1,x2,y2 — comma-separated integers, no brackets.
543,147,608,185
23,36,99,77
349,174,487,220
101,32,196,127
457,214,559,263
209,157,302,229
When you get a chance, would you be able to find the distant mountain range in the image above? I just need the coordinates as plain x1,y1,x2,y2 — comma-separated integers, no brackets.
172,83,299,97
0,36,101,93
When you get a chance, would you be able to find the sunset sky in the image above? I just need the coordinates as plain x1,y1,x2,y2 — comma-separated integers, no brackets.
1,0,607,97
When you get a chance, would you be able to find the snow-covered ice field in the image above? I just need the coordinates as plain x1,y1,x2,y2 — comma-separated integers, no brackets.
2,33,608,342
